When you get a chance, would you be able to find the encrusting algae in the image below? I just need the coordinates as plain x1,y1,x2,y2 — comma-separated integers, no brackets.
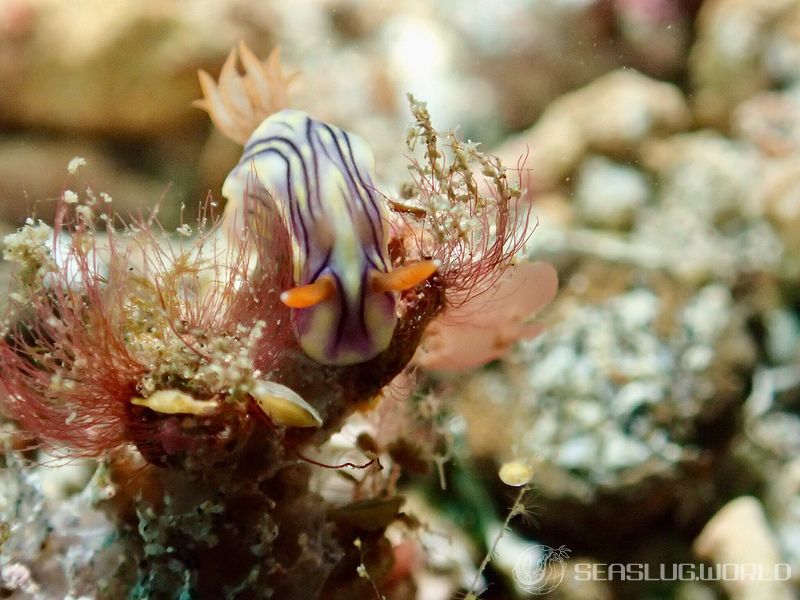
0,43,551,599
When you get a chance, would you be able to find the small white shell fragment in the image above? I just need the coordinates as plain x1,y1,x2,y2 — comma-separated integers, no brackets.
251,380,322,428
131,389,218,416
499,461,534,487
67,156,87,174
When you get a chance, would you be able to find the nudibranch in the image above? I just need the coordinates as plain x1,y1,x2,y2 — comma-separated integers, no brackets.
222,109,437,365
195,44,437,365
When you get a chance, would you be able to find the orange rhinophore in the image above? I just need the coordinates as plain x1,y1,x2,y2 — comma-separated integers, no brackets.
370,260,440,293
280,276,336,309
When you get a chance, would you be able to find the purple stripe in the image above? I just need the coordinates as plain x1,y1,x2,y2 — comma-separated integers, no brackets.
237,148,310,258
305,117,323,217
342,131,385,233
308,248,332,282
241,135,315,219
242,118,294,154
318,123,386,268
330,270,349,352
356,266,369,342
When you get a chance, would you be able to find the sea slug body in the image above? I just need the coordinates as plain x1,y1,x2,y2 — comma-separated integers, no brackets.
223,109,436,365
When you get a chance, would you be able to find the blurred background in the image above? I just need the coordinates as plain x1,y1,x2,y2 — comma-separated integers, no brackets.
2,0,800,598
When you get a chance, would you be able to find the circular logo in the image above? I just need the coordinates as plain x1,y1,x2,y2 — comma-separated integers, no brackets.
513,544,571,595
